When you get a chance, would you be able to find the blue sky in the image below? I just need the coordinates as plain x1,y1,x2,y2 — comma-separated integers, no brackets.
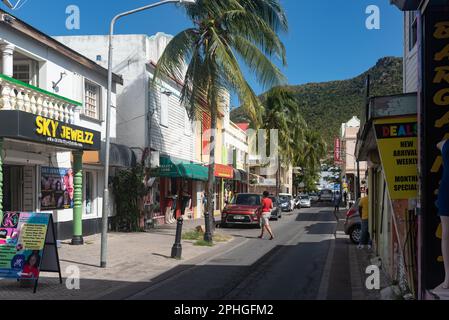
2,0,403,105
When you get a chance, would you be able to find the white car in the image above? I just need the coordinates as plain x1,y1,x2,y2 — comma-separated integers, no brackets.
298,195,312,208
309,192,319,202
279,193,295,212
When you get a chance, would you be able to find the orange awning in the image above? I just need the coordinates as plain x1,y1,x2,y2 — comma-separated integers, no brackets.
214,164,234,179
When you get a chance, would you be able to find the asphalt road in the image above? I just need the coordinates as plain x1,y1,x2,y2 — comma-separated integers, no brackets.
126,205,343,300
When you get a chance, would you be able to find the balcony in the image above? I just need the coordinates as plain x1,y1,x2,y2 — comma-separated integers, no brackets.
0,73,81,124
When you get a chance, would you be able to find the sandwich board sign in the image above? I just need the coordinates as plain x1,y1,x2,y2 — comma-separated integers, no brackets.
0,212,62,293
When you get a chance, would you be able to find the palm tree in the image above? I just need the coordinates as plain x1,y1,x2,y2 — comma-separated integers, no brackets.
154,0,288,242
294,128,327,192
261,87,305,195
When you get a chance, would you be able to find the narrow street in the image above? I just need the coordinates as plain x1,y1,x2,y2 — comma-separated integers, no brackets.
94,206,376,300
2,0,442,305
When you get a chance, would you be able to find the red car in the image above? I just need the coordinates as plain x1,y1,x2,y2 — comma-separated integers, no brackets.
221,193,262,228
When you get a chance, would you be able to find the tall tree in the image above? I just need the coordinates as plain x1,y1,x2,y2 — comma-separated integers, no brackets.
154,0,288,241
293,128,327,192
261,87,306,195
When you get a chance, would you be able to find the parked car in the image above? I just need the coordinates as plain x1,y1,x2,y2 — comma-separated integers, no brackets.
344,198,362,244
294,194,308,208
298,195,312,208
278,193,294,212
309,192,319,202
221,193,262,228
269,196,282,220
294,196,301,209
319,189,334,202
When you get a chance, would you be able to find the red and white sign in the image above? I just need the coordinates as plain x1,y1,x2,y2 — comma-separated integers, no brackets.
334,138,342,164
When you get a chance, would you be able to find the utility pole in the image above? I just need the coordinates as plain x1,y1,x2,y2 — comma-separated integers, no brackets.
100,0,196,268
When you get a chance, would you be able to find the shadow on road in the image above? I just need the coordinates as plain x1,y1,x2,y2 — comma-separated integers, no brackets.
0,208,370,301
305,223,336,235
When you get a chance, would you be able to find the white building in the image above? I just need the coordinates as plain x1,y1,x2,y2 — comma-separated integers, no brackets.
56,33,207,222
222,102,249,193
340,116,367,199
0,9,122,242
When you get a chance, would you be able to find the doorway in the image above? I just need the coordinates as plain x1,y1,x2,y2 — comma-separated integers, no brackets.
3,165,24,212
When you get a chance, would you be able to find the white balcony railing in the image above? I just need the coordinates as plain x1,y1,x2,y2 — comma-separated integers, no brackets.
0,74,81,124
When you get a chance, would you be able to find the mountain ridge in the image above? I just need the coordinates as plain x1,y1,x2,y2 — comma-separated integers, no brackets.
231,56,403,147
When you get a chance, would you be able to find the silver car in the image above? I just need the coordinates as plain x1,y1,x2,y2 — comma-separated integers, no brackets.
298,195,311,208
319,189,333,202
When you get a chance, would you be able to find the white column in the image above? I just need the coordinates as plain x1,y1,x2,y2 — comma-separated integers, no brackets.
0,43,15,77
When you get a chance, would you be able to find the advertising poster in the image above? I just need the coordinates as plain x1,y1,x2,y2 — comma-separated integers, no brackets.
0,212,49,280
374,116,418,200
40,167,74,210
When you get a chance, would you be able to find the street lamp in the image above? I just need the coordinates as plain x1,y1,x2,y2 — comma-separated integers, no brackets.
101,0,196,268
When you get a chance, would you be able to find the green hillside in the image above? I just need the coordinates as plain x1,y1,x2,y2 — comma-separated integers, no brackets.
231,56,403,147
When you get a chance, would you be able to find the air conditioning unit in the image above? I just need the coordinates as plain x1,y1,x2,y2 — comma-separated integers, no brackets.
150,150,160,168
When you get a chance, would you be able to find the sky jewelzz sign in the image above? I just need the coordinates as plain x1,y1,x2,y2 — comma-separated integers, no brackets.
0,110,101,150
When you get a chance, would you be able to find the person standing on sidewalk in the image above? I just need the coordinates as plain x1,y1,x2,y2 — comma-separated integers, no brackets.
333,191,342,220
358,189,371,249
259,191,274,240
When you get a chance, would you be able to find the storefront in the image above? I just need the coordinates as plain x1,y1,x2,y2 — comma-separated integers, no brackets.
356,93,418,296
0,110,101,244
214,164,234,213
230,168,249,195
390,0,449,299
150,155,208,223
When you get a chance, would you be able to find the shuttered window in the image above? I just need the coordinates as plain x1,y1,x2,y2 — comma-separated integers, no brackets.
160,93,169,127
84,80,101,120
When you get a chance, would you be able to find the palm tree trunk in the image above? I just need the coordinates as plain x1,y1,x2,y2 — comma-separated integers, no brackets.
204,99,217,243
276,157,281,196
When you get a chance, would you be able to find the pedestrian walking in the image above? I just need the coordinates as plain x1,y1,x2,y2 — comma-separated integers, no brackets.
333,191,342,221
358,189,371,249
258,191,275,240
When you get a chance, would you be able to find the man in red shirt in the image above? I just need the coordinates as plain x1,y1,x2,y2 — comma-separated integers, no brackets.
259,191,275,240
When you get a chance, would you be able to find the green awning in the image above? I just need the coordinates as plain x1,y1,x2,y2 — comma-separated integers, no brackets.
152,155,208,181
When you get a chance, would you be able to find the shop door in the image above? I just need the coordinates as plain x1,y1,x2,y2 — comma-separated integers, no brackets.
3,166,24,212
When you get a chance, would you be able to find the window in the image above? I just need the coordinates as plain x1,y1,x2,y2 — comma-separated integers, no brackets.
84,171,96,215
13,61,38,86
409,11,418,51
232,194,261,205
84,80,101,120
160,92,169,127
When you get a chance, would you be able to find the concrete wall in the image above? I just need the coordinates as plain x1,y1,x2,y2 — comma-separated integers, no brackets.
55,34,146,148
56,33,196,162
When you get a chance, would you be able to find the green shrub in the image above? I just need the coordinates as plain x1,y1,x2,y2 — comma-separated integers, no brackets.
111,165,146,232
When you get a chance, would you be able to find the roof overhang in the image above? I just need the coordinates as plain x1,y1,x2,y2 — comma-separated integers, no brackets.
390,0,421,10
356,93,417,161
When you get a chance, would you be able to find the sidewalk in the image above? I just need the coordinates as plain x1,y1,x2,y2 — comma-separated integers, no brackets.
0,217,230,300
324,207,386,300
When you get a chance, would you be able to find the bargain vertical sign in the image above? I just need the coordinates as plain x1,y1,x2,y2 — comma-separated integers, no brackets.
334,137,342,165
420,5,449,291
